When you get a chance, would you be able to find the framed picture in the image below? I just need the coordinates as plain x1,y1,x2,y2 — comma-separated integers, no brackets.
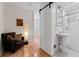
16,19,23,26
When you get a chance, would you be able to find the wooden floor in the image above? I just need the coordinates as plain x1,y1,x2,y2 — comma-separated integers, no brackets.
0,44,51,57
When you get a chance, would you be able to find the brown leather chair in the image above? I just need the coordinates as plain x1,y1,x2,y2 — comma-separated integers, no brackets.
1,32,24,53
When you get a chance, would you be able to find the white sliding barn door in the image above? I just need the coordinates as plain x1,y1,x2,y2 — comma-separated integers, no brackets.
40,4,55,56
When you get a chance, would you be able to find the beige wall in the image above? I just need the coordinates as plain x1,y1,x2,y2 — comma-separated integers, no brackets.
0,3,4,51
3,3,34,43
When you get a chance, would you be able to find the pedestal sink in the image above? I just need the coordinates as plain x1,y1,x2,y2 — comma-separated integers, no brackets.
57,33,71,38
56,33,71,52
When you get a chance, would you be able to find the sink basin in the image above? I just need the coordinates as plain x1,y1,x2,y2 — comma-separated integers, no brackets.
56,33,71,38
56,33,71,52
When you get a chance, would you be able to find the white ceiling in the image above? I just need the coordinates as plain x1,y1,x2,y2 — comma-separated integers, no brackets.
55,2,75,9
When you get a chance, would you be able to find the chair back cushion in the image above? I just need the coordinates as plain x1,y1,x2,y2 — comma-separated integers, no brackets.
14,34,22,40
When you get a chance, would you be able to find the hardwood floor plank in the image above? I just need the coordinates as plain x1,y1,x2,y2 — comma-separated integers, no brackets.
0,44,51,57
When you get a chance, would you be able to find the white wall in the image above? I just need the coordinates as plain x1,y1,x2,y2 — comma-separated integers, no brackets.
64,3,79,56
0,3,4,51
34,11,40,37
54,3,79,56
3,3,34,43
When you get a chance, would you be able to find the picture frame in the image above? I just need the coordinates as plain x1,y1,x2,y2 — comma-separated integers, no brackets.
16,19,23,26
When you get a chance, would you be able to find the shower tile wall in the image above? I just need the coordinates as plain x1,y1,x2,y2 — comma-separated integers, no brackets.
63,3,79,57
